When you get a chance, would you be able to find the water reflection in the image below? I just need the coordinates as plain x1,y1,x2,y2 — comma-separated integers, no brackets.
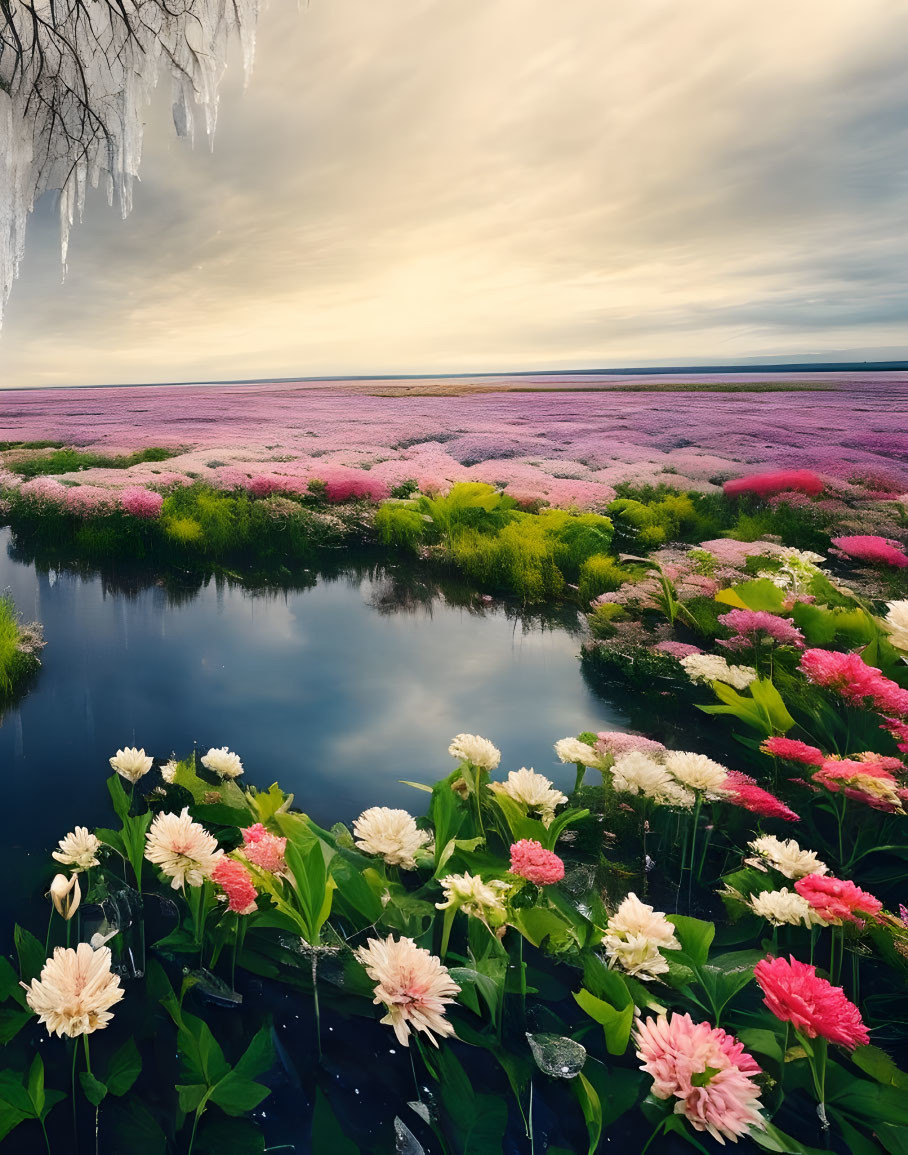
0,529,624,909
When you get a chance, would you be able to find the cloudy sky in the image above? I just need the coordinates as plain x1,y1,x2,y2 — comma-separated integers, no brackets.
2,0,907,387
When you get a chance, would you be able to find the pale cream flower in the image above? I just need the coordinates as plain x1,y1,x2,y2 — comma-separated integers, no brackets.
749,889,826,928
680,653,757,690
884,600,908,653
353,807,430,869
611,752,695,809
52,826,101,872
748,835,828,880
603,893,680,981
488,767,568,826
109,747,153,784
603,932,670,980
23,944,124,1037
201,746,244,779
144,808,222,889
436,872,509,924
663,751,729,797
448,733,501,771
554,738,601,767
49,873,81,921
355,934,460,1046
160,759,179,784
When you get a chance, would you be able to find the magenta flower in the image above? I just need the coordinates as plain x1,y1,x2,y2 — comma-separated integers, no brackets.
760,736,826,766
794,874,883,926
800,649,908,718
718,609,805,650
120,487,164,518
724,470,824,498
211,857,258,914
831,535,908,569
508,840,565,885
721,770,800,822
754,956,869,1049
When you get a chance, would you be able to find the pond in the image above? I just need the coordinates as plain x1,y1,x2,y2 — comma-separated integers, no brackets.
0,528,624,929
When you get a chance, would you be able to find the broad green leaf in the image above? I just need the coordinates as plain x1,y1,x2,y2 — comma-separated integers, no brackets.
177,1083,208,1113
573,988,634,1055
105,1098,168,1155
311,1088,359,1155
666,915,715,966
0,957,26,1006
79,1072,108,1107
26,1055,44,1116
0,1010,32,1045
107,773,131,821
232,1026,274,1082
737,1028,784,1063
573,1071,602,1155
851,1045,908,1090
14,924,45,984
107,1037,142,1096
208,1072,270,1116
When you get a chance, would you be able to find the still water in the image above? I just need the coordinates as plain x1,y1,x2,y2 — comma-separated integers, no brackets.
0,529,623,886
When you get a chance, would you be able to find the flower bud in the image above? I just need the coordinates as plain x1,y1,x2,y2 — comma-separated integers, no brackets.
49,873,81,921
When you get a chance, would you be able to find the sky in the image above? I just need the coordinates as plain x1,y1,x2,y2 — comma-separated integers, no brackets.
1,0,908,387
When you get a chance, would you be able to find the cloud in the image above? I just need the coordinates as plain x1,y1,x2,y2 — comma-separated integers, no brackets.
1,0,907,385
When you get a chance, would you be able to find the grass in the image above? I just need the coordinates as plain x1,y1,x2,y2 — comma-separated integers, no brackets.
0,594,40,696
6,445,178,478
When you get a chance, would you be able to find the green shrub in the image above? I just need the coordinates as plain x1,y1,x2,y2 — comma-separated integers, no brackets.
375,503,427,550
416,483,518,536
164,515,204,545
390,479,419,499
578,554,632,603
7,445,177,479
587,602,625,638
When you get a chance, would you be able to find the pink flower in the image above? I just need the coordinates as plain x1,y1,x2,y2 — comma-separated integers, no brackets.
634,1013,764,1144
881,716,908,753
595,731,666,758
760,737,826,766
799,650,908,718
241,824,287,873
653,641,704,660
831,536,908,569
718,610,804,650
724,470,824,498
211,857,258,914
721,771,800,822
120,487,164,518
754,956,869,1049
794,874,883,926
812,759,904,813
508,840,565,885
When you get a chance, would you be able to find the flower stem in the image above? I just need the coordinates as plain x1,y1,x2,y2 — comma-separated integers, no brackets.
573,762,585,794
311,950,322,1061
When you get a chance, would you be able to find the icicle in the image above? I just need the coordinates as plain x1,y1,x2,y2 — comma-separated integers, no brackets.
0,0,264,325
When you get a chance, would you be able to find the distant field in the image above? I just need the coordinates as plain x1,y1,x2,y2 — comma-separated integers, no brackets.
364,381,837,396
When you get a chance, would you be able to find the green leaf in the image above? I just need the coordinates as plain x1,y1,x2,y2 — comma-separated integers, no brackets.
79,1072,108,1107
876,1123,908,1155
14,924,45,984
194,1115,266,1155
737,1028,784,1063
96,827,128,858
208,1072,270,1116
107,1037,142,1097
105,1098,168,1155
717,579,786,612
752,1121,832,1154
311,1088,359,1155
329,854,384,922
107,773,131,821
232,1025,274,1082
573,1071,602,1155
666,915,715,967
177,1083,208,1113
0,957,27,1007
851,1045,908,1090
0,1098,28,1142
573,988,634,1055
0,1010,32,1044
0,1071,35,1117
26,1055,44,1118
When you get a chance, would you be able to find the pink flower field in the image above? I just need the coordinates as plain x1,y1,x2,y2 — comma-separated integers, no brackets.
1,371,906,508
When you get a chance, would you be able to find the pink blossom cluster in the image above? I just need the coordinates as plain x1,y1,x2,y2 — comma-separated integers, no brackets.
800,649,908,718
18,477,67,505
653,640,704,660
595,731,667,758
717,609,805,651
754,955,869,1048
760,736,826,766
721,770,800,822
794,874,882,926
241,824,287,873
813,758,906,813
119,487,164,518
831,535,908,568
62,485,119,517
508,840,565,885
634,1013,764,1143
724,470,825,499
211,857,258,914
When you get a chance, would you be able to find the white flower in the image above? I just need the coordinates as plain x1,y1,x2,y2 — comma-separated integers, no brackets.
448,733,501,771
109,747,153,784
144,808,222,889
759,548,825,596
680,653,757,690
160,759,179,784
48,873,81,921
488,767,568,825
436,873,509,924
355,934,460,1046
23,944,124,1037
353,807,430,869
201,747,244,779
748,835,828,880
611,752,695,809
603,932,670,980
884,600,908,653
52,826,100,872
663,751,729,797
554,738,601,767
748,889,826,928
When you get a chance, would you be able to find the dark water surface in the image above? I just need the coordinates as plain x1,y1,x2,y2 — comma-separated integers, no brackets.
0,529,623,902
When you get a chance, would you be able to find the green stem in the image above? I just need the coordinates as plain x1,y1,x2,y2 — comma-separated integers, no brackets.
82,1034,92,1076
40,1117,51,1155
687,796,702,913
70,1040,79,1155
572,762,585,794
312,950,322,1061
641,1117,668,1155
44,907,54,957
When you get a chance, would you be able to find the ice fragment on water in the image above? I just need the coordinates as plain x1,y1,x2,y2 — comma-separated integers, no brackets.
526,1032,587,1079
